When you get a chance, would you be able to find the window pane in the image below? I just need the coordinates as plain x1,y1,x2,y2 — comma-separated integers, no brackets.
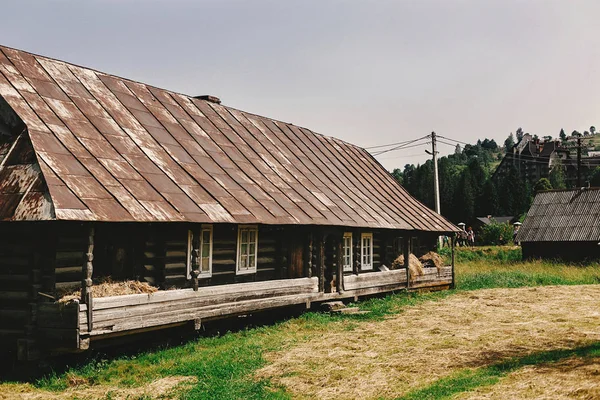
201,257,209,272
249,255,255,268
249,230,256,243
202,230,210,243
249,243,255,256
240,254,248,269
202,243,210,257
241,243,247,255
241,230,248,243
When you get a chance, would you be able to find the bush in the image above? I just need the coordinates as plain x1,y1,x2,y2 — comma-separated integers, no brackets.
479,222,515,245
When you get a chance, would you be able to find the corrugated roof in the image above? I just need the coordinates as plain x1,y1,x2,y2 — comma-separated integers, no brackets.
0,45,456,232
517,188,600,242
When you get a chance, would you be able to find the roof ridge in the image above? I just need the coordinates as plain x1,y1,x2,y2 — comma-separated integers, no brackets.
0,44,368,152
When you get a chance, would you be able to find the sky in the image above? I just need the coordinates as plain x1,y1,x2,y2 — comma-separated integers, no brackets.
2,0,600,170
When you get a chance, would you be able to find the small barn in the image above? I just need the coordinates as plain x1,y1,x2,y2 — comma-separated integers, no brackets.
517,188,600,261
0,45,457,361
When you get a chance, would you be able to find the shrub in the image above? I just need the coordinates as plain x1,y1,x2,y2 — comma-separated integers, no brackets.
479,222,515,245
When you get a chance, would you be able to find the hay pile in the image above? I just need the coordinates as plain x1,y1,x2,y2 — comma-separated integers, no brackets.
419,251,444,271
391,253,423,278
57,278,157,303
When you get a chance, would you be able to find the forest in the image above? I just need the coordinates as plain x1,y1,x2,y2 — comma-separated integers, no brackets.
390,131,600,225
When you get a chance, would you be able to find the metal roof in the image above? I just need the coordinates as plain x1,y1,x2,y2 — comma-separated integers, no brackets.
516,188,600,242
476,216,515,225
0,45,456,232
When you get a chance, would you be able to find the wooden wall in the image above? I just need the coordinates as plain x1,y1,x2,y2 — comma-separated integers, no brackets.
0,222,54,360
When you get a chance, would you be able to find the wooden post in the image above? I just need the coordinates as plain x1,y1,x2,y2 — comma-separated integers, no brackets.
335,236,343,293
403,236,410,289
451,235,456,289
381,235,389,267
353,232,360,275
306,233,313,278
318,234,325,293
81,226,94,332
191,230,200,291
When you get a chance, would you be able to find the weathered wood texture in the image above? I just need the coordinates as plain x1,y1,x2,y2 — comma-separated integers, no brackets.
36,302,80,349
78,277,319,337
344,266,452,291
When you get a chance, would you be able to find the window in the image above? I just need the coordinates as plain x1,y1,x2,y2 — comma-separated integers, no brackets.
187,225,213,279
361,233,373,270
343,232,353,272
237,225,258,274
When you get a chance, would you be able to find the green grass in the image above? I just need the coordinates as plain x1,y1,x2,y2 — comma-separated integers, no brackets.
7,246,600,399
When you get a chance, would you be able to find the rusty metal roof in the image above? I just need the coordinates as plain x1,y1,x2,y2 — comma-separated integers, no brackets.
517,188,600,242
0,45,456,232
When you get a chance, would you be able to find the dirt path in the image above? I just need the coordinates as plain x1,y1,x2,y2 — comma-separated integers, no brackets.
258,285,600,400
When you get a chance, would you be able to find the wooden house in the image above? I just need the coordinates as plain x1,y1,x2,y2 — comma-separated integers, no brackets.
0,45,457,361
517,188,600,261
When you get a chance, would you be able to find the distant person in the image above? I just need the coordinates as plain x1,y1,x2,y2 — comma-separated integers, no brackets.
513,222,522,245
467,227,475,247
457,223,467,246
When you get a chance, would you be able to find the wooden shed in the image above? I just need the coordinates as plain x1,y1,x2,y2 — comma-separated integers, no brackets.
0,45,457,361
517,188,600,261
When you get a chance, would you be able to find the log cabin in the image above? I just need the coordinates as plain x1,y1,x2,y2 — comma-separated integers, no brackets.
0,45,457,361
517,187,600,261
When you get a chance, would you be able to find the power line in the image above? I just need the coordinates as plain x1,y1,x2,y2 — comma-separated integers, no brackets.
365,136,428,150
370,137,430,156
436,135,470,145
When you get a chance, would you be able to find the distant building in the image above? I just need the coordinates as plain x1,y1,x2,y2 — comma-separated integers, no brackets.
493,134,598,188
516,188,600,261
493,134,568,186
474,216,516,233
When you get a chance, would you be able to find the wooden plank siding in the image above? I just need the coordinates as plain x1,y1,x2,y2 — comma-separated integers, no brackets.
2,221,451,359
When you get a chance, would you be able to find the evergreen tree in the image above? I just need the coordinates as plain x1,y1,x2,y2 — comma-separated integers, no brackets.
589,167,600,187
516,127,524,141
559,129,567,141
534,178,552,192
391,168,403,185
479,179,499,216
504,133,515,152
453,168,475,223
549,160,566,189
454,144,461,155
591,126,596,135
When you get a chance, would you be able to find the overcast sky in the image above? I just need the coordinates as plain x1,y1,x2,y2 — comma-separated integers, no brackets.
2,0,600,170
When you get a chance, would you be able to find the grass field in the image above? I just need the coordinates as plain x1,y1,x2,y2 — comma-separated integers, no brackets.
2,247,600,400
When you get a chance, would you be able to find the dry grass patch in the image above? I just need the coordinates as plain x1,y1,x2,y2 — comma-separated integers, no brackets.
0,376,196,400
457,356,600,400
257,285,600,400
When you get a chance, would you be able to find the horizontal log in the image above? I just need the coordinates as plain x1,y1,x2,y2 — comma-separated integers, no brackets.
344,269,408,291
212,259,235,266
85,277,319,311
87,292,314,336
164,262,186,270
55,281,81,291
83,280,318,327
37,328,79,349
0,256,30,267
38,302,79,329
0,291,29,301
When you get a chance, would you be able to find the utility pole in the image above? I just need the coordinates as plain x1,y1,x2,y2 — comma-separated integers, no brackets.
577,137,582,187
426,131,442,248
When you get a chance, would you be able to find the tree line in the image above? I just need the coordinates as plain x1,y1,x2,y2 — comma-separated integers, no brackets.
392,136,544,224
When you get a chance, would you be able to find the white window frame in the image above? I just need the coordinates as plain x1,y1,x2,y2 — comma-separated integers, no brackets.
186,225,213,279
236,225,258,275
361,232,373,271
342,232,353,272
